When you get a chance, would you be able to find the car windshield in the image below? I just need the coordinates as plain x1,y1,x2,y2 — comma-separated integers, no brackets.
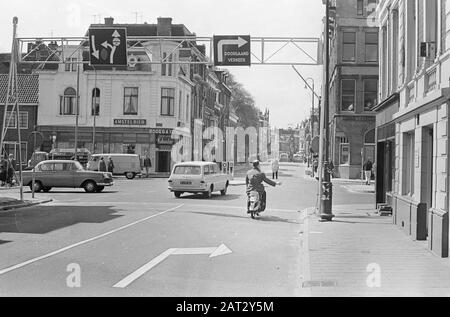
73,161,85,171
173,166,202,175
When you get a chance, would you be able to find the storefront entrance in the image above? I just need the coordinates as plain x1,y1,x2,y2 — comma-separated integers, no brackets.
156,151,171,173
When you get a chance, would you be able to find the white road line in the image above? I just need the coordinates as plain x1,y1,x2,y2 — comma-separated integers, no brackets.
0,204,184,276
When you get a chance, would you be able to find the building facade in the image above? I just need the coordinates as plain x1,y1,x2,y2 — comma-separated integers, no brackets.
325,0,379,179
376,0,450,257
37,18,197,175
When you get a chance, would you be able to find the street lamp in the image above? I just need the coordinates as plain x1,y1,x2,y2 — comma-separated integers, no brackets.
320,0,334,221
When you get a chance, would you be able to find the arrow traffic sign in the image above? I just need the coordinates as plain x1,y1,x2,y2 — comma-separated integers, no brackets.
113,244,232,288
89,28,127,66
213,35,251,66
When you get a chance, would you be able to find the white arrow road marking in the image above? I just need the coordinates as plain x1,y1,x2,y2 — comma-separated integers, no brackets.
0,205,183,276
217,37,248,63
113,244,232,289
91,35,100,59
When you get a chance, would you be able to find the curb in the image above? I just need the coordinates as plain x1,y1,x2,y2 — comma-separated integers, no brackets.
0,199,53,212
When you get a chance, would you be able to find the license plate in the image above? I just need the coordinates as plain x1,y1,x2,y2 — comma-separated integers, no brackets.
180,181,192,185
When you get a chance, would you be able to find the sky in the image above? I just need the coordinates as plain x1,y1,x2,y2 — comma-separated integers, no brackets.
0,0,324,128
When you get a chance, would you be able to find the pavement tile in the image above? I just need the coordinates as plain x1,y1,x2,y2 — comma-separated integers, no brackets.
305,204,450,297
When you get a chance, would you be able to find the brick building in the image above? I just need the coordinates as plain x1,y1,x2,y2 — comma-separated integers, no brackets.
323,0,379,179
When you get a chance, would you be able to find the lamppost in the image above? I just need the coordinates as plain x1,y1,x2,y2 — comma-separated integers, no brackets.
305,77,315,169
320,0,335,221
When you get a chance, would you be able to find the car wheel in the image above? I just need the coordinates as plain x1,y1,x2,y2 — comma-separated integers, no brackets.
30,181,43,193
96,186,105,193
203,186,213,199
125,172,135,180
220,183,229,196
43,187,52,193
174,192,182,198
83,181,97,193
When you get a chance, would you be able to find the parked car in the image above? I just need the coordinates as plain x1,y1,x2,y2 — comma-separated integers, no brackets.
168,162,231,199
49,148,91,166
86,154,142,179
21,160,114,193
293,154,303,163
279,153,290,162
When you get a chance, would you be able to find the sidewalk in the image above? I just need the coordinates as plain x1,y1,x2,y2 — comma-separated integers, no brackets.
0,189,53,212
302,204,450,297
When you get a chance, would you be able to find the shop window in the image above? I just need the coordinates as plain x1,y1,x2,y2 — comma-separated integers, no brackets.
60,87,76,115
402,132,415,196
340,143,350,165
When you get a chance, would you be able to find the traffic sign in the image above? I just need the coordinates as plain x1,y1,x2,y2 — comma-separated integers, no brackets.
89,28,128,66
213,35,251,66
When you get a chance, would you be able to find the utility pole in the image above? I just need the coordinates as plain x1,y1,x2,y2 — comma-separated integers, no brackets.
320,0,334,221
74,62,80,161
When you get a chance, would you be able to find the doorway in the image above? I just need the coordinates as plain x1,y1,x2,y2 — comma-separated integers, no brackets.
156,151,171,173
422,126,434,238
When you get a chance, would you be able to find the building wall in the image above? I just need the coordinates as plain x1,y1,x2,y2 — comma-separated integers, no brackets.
377,0,450,257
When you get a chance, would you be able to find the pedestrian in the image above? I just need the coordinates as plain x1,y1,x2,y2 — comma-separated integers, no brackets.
271,158,279,180
107,157,115,174
144,154,152,178
363,159,373,185
6,154,16,187
0,155,7,186
98,157,107,172
313,155,319,180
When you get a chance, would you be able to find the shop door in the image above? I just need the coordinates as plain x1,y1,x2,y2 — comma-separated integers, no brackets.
156,151,171,173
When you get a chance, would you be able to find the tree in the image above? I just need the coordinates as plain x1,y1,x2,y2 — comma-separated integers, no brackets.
226,73,259,128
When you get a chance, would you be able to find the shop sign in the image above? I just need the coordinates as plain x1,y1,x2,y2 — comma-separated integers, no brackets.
114,119,147,126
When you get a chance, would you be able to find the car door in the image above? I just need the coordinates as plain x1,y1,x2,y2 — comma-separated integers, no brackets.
36,162,54,187
51,162,75,187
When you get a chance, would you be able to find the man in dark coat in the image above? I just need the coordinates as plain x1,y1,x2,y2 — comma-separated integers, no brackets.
246,160,281,213
107,157,115,174
144,154,152,178
7,154,16,186
98,157,107,172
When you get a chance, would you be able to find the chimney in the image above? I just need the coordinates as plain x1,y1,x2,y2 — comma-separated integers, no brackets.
104,17,114,26
157,17,172,36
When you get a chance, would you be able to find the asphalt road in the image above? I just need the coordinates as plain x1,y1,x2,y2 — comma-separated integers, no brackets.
0,163,373,297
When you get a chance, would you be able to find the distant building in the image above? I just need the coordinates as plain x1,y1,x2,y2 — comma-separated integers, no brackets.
323,0,379,179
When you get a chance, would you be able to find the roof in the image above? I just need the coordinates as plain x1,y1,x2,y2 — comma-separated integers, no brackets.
0,74,39,104
87,23,194,37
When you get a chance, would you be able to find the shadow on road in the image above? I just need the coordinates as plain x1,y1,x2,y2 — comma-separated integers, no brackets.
0,206,122,235
186,211,248,220
0,240,11,245
185,210,298,224
23,190,119,195
178,194,241,201
256,215,299,224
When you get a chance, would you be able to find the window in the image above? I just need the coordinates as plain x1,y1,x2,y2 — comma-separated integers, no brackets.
161,53,167,76
186,94,190,123
365,32,379,62
343,32,356,62
92,88,100,116
39,163,54,171
53,163,74,171
178,91,183,120
161,88,175,116
367,0,378,15
364,79,378,111
357,0,364,15
124,87,139,115
65,58,77,72
340,143,350,165
5,111,28,129
341,80,356,112
60,87,77,115
402,132,415,196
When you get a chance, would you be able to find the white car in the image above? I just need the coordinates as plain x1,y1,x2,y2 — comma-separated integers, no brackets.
168,162,231,199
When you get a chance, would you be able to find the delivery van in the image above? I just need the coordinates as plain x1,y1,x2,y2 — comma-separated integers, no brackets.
87,154,142,179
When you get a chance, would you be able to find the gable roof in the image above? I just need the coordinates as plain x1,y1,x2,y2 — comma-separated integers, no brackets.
0,74,39,104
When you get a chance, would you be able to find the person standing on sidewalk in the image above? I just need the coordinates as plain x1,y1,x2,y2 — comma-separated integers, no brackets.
107,157,115,175
144,154,152,178
363,159,373,185
6,154,17,187
98,157,107,172
271,158,279,180
0,155,7,186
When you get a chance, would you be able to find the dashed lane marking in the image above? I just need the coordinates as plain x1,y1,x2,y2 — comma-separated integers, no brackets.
0,204,184,276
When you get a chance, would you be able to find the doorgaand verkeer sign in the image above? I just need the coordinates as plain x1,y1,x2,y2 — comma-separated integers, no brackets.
213,35,251,66
89,28,128,66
